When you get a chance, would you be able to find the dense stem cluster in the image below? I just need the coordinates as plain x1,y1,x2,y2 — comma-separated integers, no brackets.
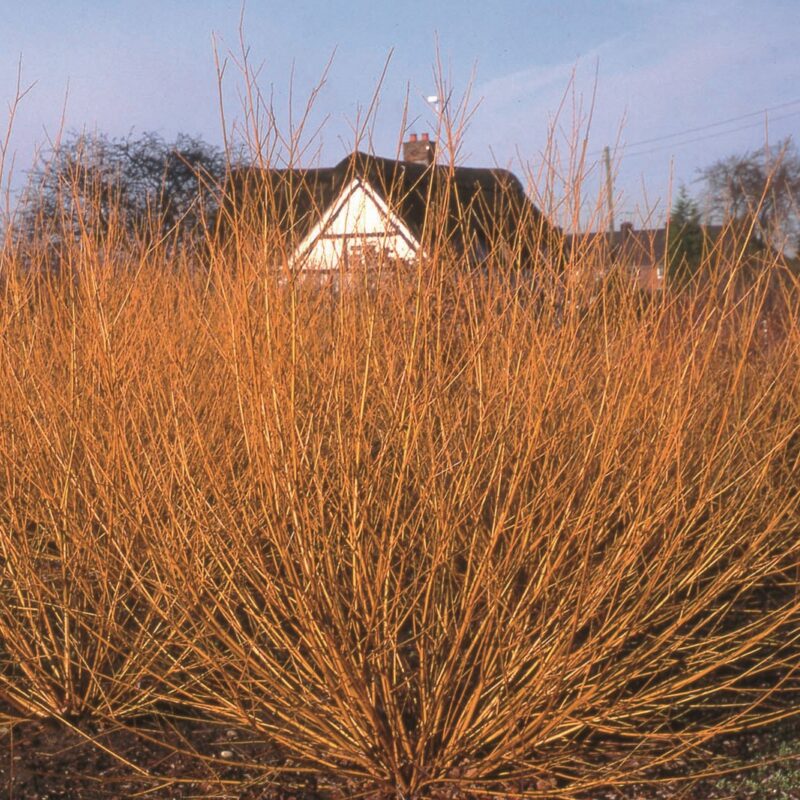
0,122,798,798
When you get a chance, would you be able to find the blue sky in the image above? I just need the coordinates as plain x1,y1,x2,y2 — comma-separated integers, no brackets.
2,0,798,229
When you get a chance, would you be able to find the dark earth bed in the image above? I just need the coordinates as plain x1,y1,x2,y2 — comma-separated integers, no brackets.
2,714,800,799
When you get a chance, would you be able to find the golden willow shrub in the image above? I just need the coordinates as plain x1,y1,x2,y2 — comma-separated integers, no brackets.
0,141,798,799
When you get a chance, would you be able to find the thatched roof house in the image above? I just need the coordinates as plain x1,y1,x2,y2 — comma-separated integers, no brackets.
218,137,556,274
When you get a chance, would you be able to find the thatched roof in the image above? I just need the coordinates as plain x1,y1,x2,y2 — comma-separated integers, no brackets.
218,151,554,264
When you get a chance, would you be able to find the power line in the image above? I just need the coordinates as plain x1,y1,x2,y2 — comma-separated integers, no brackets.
620,98,800,151
619,108,800,160
587,98,800,159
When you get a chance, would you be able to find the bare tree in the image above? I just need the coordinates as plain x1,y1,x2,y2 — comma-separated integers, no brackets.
20,131,227,249
698,137,800,252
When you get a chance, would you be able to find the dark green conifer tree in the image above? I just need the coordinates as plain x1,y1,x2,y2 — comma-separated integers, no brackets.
667,185,704,285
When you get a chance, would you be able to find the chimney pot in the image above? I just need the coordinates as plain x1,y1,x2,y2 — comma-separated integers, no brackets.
403,130,436,165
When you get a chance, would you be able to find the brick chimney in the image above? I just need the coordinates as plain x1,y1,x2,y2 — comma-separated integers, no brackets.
403,131,436,165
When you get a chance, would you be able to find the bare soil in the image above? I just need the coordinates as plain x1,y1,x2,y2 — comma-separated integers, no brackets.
0,714,319,799
2,713,799,799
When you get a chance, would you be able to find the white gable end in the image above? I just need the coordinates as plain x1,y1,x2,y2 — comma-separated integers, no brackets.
292,179,420,272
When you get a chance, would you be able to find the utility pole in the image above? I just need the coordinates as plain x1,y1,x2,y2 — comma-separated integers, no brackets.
603,146,615,233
